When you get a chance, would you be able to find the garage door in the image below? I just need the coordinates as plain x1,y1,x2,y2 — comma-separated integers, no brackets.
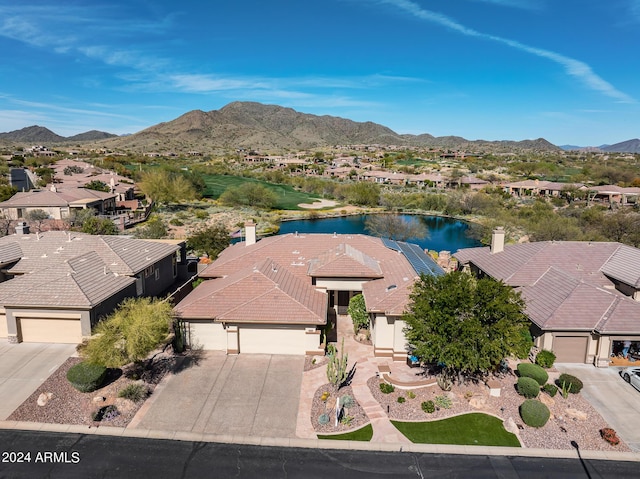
19,317,82,344
553,336,588,363
239,325,305,355
0,312,7,339
186,320,225,350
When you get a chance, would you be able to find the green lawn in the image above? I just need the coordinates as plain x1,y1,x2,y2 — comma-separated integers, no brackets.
317,424,373,441
391,413,520,447
202,174,321,210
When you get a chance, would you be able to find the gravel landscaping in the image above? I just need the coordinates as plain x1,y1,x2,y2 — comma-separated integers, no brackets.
8,354,177,428
310,384,369,434
366,371,630,451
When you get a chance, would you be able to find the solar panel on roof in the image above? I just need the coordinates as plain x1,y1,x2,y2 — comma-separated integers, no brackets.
381,237,401,251
397,241,444,276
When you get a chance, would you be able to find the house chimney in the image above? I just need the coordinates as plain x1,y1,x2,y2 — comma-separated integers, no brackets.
491,227,505,254
15,222,30,235
245,221,256,246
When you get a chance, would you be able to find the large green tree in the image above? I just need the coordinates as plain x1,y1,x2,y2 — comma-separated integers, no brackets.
403,272,530,381
138,169,197,205
81,297,174,368
218,182,277,209
186,224,231,259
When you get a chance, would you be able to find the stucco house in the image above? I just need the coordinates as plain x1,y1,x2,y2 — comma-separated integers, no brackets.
174,223,443,357
0,229,182,344
455,228,640,367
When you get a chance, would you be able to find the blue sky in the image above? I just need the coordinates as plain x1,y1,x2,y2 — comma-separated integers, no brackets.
0,0,638,146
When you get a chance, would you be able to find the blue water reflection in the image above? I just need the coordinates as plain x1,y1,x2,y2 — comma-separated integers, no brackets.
277,214,481,253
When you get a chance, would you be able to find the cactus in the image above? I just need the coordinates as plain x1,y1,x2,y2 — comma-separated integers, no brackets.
326,338,349,389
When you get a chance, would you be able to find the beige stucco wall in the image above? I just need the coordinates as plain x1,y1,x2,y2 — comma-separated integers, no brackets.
238,324,308,355
315,278,368,291
186,320,226,350
0,309,6,338
305,328,323,355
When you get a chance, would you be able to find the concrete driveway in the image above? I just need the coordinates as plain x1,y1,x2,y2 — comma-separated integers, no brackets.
0,342,76,420
557,364,640,452
130,352,304,438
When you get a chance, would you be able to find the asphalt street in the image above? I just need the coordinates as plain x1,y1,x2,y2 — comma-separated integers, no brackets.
0,430,637,479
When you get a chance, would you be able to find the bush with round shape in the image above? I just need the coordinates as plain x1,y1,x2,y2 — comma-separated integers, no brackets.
517,363,548,386
519,399,550,428
556,373,583,394
118,382,149,402
517,377,540,398
318,413,330,425
66,362,107,393
535,349,556,369
379,382,395,394
397,396,406,404
421,400,435,414
542,383,558,397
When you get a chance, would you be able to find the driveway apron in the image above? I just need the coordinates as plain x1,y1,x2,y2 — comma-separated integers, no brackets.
130,352,304,438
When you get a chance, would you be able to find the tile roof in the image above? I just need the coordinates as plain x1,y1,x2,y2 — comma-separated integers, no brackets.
188,233,421,321
0,251,135,308
175,258,327,324
457,241,640,334
0,231,179,276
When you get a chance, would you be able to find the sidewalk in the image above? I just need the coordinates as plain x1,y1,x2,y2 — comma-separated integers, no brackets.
295,313,410,443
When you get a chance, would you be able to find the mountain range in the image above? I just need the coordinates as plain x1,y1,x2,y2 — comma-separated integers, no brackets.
560,139,640,153
0,102,638,153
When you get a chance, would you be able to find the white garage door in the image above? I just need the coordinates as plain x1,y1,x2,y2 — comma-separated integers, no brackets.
186,320,226,350
19,317,82,344
553,336,588,363
239,325,305,355
0,312,7,338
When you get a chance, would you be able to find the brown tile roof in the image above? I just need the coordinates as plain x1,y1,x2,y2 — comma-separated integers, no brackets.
175,258,327,325
189,233,420,321
457,241,640,334
307,243,383,277
0,251,135,308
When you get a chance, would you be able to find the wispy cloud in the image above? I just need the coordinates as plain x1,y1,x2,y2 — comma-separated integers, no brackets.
375,0,635,103
466,0,542,11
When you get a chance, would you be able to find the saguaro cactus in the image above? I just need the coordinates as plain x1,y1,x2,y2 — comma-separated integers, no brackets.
326,338,349,390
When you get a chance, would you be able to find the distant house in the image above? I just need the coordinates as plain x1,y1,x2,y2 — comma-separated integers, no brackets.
503,180,583,197
174,224,443,357
455,228,640,367
0,229,183,344
583,185,640,205
0,186,117,221
51,159,135,201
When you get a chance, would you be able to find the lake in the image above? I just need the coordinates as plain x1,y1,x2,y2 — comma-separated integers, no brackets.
278,214,482,253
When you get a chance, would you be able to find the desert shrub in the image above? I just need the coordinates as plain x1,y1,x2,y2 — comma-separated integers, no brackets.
436,374,452,391
542,383,558,397
320,391,330,402
66,362,107,393
397,396,406,404
535,350,556,369
519,399,550,428
556,373,583,394
118,382,149,402
434,395,452,409
600,428,620,446
517,363,548,386
340,394,355,409
92,405,119,422
169,218,184,226
379,382,395,394
517,377,540,398
194,209,208,219
318,413,330,425
407,391,416,399
421,400,435,414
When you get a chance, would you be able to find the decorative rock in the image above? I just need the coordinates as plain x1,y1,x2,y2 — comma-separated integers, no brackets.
468,397,486,409
539,392,555,408
565,408,588,421
504,417,519,435
93,396,106,403
37,392,52,407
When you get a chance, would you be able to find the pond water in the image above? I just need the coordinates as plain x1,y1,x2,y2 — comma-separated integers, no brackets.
278,214,482,253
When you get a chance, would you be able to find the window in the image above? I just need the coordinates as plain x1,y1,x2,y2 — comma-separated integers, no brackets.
155,268,160,281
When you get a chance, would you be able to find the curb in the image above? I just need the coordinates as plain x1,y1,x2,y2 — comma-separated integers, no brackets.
1,420,638,463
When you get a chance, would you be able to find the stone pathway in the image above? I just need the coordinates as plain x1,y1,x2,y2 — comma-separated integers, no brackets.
295,314,410,443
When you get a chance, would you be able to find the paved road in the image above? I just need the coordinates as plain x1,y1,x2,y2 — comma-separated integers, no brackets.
0,343,76,420
1,430,637,479
130,352,304,437
557,363,640,452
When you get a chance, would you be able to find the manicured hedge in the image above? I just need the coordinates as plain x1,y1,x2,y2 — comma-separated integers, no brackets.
67,362,107,393
519,399,550,428
535,350,556,369
556,373,583,394
542,383,558,397
517,363,548,386
516,377,540,398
